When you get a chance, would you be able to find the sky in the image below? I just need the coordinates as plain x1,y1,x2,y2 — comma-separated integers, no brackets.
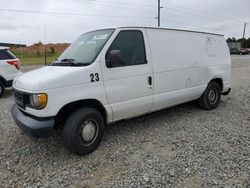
0,0,250,45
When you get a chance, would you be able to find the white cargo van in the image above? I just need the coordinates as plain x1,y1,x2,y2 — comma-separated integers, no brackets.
11,27,231,155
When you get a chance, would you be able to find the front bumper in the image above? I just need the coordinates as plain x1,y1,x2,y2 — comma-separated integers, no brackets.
11,104,55,138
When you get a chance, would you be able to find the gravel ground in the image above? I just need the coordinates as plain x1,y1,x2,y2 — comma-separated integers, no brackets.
0,56,250,188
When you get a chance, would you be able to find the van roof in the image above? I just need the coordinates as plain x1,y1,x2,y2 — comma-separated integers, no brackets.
99,26,223,37
0,46,10,50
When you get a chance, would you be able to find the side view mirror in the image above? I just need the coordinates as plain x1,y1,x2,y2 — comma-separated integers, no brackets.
106,50,124,68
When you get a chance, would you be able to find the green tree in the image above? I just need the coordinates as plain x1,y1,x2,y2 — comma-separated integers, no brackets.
35,41,43,46
246,37,250,48
226,38,232,42
237,38,248,48
232,37,237,42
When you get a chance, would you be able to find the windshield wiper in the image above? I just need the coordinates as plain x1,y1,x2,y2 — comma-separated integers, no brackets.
50,58,91,67
50,58,77,66
61,58,76,64
51,62,77,67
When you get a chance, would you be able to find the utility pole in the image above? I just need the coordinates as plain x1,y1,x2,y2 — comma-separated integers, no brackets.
156,0,163,27
242,22,247,48
44,26,47,66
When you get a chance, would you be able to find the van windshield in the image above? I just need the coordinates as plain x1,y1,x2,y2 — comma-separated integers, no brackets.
54,29,114,66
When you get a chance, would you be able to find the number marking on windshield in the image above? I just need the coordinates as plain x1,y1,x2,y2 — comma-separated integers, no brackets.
93,34,108,40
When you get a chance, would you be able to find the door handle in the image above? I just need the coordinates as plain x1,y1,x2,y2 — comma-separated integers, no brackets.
148,76,152,86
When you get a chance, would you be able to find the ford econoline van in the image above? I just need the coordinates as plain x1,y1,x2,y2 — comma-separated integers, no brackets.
11,27,231,155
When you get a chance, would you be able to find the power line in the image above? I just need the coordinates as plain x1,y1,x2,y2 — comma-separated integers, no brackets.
0,8,154,20
98,0,242,25
162,2,240,24
90,0,155,7
0,5,245,33
89,0,244,26
92,0,233,21
192,0,229,12
161,18,206,30
92,0,226,22
87,1,156,14
161,7,243,26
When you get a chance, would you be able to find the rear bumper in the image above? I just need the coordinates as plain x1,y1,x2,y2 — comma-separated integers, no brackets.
11,104,55,138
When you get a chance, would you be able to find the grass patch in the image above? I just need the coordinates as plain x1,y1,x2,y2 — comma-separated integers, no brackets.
11,50,62,65
19,56,59,65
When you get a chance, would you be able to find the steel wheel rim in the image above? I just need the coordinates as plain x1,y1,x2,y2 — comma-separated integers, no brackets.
208,89,217,104
79,119,98,146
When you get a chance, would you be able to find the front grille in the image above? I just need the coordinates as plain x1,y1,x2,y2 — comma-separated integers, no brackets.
13,89,29,109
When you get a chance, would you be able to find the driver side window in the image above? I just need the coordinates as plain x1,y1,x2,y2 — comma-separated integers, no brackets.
105,30,147,68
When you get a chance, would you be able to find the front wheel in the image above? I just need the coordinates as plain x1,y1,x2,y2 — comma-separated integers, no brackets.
62,108,105,155
0,81,5,98
199,81,221,110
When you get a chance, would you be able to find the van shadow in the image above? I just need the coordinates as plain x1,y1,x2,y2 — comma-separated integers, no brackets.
104,101,199,135
29,100,201,158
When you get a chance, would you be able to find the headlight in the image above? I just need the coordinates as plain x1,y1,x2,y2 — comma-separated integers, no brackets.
29,93,48,110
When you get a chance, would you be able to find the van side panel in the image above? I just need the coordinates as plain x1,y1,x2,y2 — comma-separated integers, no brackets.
204,36,231,93
145,28,231,110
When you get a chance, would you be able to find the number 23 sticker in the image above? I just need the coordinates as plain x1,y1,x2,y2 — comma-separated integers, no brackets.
90,73,99,82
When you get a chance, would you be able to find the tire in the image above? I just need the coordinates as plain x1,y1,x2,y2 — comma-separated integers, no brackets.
62,108,105,155
199,81,221,110
0,81,5,98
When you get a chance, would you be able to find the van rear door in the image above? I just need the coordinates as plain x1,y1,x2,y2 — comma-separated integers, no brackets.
101,29,153,121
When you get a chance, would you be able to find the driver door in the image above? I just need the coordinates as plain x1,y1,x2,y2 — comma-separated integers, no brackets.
100,29,153,121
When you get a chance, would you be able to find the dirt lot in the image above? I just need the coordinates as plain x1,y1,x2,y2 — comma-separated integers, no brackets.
0,56,250,187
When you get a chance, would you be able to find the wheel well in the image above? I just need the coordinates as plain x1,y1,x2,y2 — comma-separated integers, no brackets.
54,99,107,129
0,76,6,87
211,78,223,91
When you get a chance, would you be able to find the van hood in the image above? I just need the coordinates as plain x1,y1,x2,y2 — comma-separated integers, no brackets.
13,66,89,92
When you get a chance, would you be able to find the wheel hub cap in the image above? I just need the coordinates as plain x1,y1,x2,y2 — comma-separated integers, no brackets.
81,120,96,142
208,89,217,103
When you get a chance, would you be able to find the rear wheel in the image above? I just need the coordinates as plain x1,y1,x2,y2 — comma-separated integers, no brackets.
0,81,5,98
62,108,105,155
199,81,221,110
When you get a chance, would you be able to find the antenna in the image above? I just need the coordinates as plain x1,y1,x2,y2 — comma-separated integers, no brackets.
44,26,47,66
19,40,23,59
